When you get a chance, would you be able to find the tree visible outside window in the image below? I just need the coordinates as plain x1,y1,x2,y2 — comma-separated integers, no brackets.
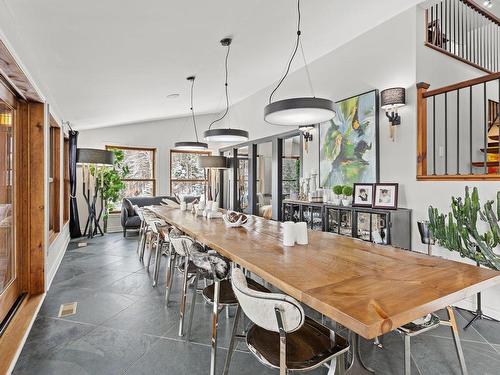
106,145,156,209
170,150,210,198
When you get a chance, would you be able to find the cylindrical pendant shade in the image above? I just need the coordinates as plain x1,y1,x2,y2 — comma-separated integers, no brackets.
203,128,249,142
174,141,208,150
198,155,228,169
76,148,114,165
264,97,335,126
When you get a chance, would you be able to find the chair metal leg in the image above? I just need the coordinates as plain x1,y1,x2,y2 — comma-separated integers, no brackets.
404,334,411,375
178,256,190,337
186,274,199,341
165,251,176,305
345,332,374,374
447,306,468,375
223,304,241,375
335,354,346,375
153,238,163,287
136,221,144,255
147,236,154,271
139,229,148,262
210,280,220,375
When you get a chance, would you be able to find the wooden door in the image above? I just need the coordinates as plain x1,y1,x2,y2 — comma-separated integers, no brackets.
0,81,20,323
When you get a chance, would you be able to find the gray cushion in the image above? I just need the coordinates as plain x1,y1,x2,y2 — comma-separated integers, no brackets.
123,198,135,216
125,215,141,228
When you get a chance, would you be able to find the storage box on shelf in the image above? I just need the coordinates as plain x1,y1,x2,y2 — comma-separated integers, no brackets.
282,200,412,250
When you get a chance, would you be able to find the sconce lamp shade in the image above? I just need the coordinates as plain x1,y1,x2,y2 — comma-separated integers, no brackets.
381,88,406,110
76,148,114,165
264,97,335,126
0,112,12,126
203,128,249,142
198,155,228,169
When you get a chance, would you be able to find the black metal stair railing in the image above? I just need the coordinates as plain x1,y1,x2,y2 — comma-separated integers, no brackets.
425,0,500,74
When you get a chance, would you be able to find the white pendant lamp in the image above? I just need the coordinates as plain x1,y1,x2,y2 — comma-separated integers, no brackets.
264,0,335,126
174,76,208,151
203,38,249,143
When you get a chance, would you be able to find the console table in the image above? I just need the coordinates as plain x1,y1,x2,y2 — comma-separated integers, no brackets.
282,200,412,250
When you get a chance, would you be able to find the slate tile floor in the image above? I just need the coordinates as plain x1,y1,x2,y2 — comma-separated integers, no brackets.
13,233,500,375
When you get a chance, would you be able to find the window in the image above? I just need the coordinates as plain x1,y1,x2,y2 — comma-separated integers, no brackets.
63,137,69,223
106,145,156,208
49,116,61,238
170,150,210,197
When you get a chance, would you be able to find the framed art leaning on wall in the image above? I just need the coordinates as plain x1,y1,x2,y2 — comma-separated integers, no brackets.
319,89,379,188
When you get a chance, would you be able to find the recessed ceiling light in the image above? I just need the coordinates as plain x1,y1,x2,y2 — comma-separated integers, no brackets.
166,93,180,99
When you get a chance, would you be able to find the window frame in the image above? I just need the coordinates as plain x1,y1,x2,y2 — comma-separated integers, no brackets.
63,136,69,223
169,149,211,198
48,116,61,241
105,145,157,210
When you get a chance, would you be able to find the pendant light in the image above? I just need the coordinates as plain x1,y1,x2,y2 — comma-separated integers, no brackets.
264,0,335,126
174,76,208,150
203,38,249,142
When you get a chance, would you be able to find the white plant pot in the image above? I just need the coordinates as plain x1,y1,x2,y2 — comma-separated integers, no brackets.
342,198,352,207
331,198,341,206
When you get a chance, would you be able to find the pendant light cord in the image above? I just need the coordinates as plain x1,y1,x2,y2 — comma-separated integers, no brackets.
268,0,302,104
300,39,315,97
189,77,200,142
208,42,231,129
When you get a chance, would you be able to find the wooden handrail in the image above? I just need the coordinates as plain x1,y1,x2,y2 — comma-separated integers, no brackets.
416,83,430,177
463,0,500,26
422,72,500,98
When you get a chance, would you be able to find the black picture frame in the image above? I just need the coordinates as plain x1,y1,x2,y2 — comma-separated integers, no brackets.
373,183,399,210
352,183,375,207
318,89,380,188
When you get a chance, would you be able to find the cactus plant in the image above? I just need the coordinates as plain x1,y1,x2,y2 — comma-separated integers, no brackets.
428,186,500,270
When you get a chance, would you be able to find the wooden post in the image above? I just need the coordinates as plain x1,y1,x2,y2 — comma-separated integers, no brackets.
417,83,431,177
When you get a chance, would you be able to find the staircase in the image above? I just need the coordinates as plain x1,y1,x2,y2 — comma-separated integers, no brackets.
425,0,500,74
417,72,500,180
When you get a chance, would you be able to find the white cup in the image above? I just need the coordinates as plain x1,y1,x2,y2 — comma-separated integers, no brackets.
295,222,308,245
283,221,296,247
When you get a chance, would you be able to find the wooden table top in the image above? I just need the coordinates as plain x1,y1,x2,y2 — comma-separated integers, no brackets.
149,205,500,339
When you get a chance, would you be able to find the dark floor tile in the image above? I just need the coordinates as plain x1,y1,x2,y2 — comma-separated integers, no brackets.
21,326,158,375
457,308,500,346
52,268,133,290
51,264,88,285
102,269,167,297
39,284,137,325
15,317,95,362
410,333,500,375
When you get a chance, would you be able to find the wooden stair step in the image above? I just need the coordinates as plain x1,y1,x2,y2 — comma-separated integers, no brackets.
490,135,499,141
480,146,500,153
472,161,500,168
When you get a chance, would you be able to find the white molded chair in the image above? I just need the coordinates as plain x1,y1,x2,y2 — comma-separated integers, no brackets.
225,267,350,375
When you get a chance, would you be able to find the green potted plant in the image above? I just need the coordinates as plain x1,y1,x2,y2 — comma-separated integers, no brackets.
332,185,343,206
95,149,130,233
428,186,500,270
341,185,353,206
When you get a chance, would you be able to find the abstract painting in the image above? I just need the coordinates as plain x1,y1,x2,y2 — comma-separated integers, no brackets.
319,90,379,188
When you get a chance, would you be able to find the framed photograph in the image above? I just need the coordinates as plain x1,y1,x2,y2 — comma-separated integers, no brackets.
319,89,379,188
373,183,399,210
352,183,374,207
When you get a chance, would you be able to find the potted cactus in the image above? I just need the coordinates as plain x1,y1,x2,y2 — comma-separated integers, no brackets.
332,185,343,206
341,185,354,207
428,186,500,270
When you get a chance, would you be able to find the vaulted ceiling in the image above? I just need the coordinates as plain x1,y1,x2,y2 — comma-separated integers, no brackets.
0,0,423,129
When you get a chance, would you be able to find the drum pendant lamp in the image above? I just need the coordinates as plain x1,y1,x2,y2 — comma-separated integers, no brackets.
264,0,335,126
203,38,249,142
174,76,208,150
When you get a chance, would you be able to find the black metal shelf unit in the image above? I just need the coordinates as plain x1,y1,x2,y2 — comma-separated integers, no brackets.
282,200,412,250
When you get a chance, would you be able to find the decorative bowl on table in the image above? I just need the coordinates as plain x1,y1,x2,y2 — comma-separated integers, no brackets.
222,211,249,227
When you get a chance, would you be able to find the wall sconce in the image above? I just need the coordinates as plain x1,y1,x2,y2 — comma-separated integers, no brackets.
381,87,406,141
299,125,315,153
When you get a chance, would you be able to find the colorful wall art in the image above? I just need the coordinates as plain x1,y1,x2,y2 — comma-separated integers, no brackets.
320,90,379,188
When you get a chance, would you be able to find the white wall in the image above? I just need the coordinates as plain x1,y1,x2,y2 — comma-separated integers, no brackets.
0,7,69,290
78,5,500,318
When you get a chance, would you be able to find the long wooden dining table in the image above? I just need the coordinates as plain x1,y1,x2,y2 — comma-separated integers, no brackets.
149,205,500,374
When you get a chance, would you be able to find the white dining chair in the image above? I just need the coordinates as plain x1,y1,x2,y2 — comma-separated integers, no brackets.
225,267,350,375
